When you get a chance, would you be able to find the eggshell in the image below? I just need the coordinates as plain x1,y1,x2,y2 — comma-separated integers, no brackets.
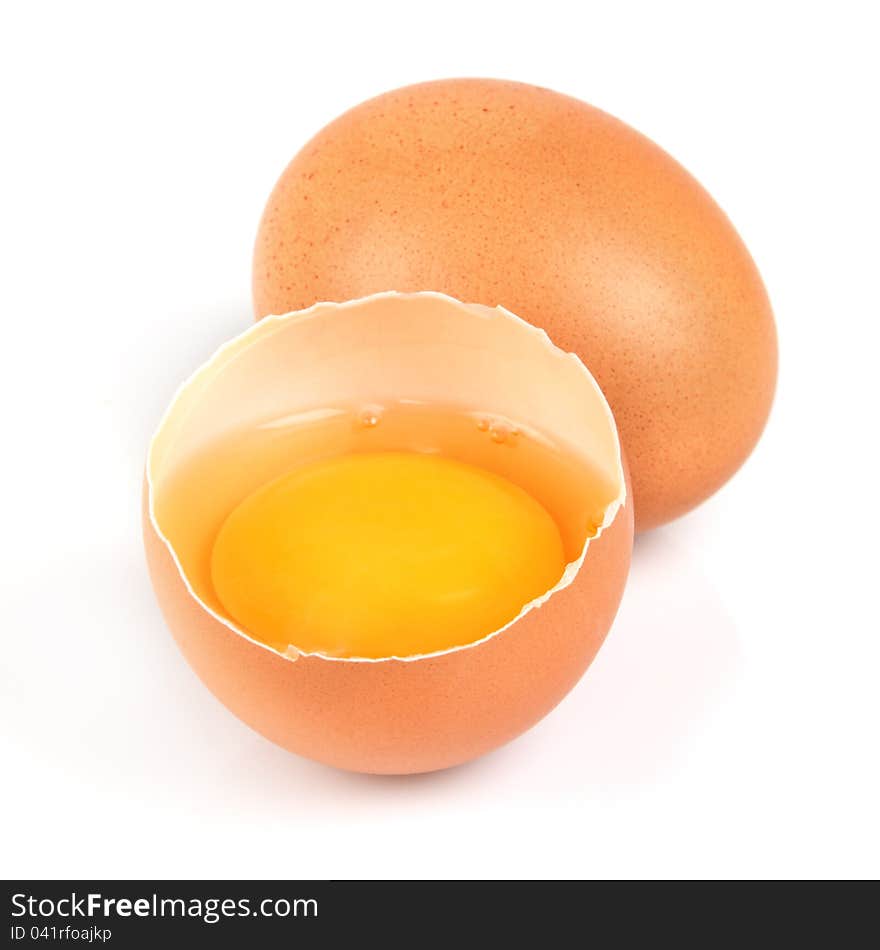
144,292,632,774
253,78,778,530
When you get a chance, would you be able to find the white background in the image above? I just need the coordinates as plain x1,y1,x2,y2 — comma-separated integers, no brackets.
2,0,878,880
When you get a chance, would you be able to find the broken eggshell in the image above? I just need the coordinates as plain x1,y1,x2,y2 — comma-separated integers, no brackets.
143,292,632,774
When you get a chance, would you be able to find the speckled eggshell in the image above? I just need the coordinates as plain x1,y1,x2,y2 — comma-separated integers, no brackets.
253,79,778,530
144,293,632,774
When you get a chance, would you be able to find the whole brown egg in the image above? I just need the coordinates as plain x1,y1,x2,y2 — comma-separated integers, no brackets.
253,79,777,530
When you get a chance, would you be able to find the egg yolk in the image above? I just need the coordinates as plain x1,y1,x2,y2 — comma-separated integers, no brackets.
210,451,566,659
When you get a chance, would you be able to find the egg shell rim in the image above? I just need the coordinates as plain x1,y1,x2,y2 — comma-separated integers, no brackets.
145,290,627,665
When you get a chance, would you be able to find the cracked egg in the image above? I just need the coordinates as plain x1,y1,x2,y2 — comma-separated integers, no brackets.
143,292,632,774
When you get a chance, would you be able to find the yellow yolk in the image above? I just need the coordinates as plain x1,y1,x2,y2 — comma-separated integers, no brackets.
210,451,566,658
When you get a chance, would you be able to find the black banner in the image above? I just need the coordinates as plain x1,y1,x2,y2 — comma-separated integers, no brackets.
2,880,871,945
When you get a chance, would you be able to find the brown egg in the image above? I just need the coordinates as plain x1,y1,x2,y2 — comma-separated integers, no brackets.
253,79,777,530
144,293,632,773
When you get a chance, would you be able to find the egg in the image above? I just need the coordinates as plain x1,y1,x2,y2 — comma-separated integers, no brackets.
144,292,632,773
253,78,777,530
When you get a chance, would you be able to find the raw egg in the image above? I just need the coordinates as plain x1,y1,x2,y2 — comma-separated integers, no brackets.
144,292,632,773
253,78,778,530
